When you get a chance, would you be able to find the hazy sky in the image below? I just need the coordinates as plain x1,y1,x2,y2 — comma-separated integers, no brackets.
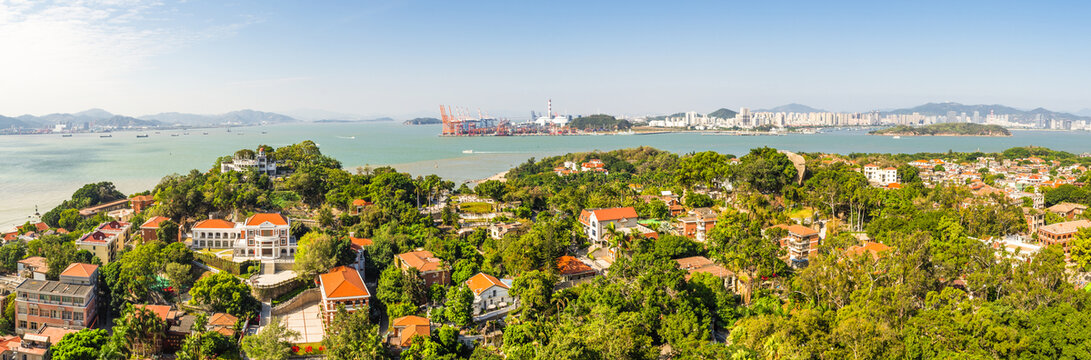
1,0,1089,118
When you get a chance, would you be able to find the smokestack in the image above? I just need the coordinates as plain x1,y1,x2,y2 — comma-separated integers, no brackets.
548,99,552,117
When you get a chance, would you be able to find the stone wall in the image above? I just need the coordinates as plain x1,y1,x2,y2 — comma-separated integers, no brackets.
271,288,321,316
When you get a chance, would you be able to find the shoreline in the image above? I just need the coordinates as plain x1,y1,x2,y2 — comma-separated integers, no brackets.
867,133,1012,137
470,170,509,185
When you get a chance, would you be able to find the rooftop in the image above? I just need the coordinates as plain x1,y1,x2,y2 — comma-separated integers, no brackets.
141,216,170,229
193,219,237,229
245,213,288,226
16,279,94,297
556,255,595,276
59,263,99,278
320,266,370,299
465,273,509,295
1039,220,1091,235
397,250,444,272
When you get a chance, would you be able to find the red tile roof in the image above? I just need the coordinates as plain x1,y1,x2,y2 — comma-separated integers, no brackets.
391,316,431,347
556,256,594,276
397,251,444,272
208,313,238,328
320,266,370,299
352,199,372,207
465,273,509,295
141,216,170,229
771,224,819,237
34,222,48,232
245,213,288,226
349,237,373,249
193,219,236,229
60,263,98,278
845,242,891,261
134,304,172,322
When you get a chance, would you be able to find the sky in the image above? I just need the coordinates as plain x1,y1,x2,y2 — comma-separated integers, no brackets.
1,0,1089,119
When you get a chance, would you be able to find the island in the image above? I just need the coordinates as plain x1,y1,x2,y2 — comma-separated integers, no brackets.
869,123,1011,136
403,117,441,125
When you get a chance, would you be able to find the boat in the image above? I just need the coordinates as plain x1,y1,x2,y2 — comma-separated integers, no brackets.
462,150,474,154
892,135,901,139
61,134,73,137
261,131,268,134
203,132,208,135
99,134,112,138
136,134,149,138
170,134,179,137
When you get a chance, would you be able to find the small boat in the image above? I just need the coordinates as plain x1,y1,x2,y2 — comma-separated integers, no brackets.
61,134,73,137
170,134,179,137
892,135,901,139
203,132,209,135
99,134,112,138
261,131,268,134
136,134,149,138
462,150,474,154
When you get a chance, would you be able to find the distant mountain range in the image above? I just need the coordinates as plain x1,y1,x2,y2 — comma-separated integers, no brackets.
755,103,827,113
881,102,1091,121
0,108,301,129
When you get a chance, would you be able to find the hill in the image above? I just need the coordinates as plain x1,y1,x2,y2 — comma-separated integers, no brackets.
756,103,827,113
141,110,299,126
883,102,1089,121
403,117,441,125
708,108,738,118
869,123,1011,137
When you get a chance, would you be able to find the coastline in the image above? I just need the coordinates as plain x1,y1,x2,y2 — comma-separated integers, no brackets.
471,170,509,184
867,133,1012,137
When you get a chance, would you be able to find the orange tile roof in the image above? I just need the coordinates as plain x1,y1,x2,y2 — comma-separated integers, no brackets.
59,263,98,278
246,213,288,226
208,312,238,327
845,242,891,261
349,237,373,249
397,251,444,272
17,257,48,273
320,266,370,299
771,224,819,237
131,194,155,202
34,222,48,232
141,216,170,229
465,273,509,295
134,304,172,322
352,199,372,207
193,219,236,229
590,207,638,221
887,183,903,189
392,315,430,327
556,256,594,275
674,256,733,280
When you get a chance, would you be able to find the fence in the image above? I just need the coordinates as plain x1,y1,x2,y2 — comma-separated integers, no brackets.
194,251,260,276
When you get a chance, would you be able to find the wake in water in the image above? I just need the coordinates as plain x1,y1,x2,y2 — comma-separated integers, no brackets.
337,136,356,139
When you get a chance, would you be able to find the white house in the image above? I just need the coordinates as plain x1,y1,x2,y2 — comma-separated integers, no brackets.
863,164,900,186
189,213,296,260
465,273,513,315
220,147,278,176
578,207,640,244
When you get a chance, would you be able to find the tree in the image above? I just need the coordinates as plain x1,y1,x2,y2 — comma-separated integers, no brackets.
112,305,166,359
1070,227,1091,271
444,285,475,327
164,262,194,289
240,318,299,360
293,232,349,280
178,330,235,360
190,272,260,317
322,305,388,360
674,151,731,189
51,328,109,360
157,219,179,242
475,180,507,202
707,209,785,304
0,241,26,273
685,192,715,208
735,147,798,194
510,270,557,314
0,293,14,334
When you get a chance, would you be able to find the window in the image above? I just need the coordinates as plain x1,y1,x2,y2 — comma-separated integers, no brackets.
29,322,36,330
28,308,37,316
261,230,273,237
17,305,25,314
18,321,25,329
74,312,83,321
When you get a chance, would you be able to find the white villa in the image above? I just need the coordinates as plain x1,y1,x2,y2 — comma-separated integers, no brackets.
190,213,296,260
220,148,278,176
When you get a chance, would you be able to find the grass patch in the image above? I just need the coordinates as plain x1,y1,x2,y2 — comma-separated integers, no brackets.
787,207,814,220
272,283,316,306
459,202,493,214
271,190,303,209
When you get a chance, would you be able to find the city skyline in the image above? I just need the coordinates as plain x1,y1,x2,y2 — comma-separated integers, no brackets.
2,1,1090,117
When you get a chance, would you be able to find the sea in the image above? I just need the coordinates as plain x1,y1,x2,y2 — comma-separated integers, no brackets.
2,122,1089,230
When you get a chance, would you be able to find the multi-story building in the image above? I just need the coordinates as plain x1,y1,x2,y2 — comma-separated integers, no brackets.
188,213,295,260
863,164,900,186
220,147,279,176
14,263,99,335
464,273,513,315
348,236,372,273
16,257,48,280
556,256,597,288
130,195,156,213
578,207,640,245
140,216,170,242
11,326,78,360
75,220,131,263
674,256,736,292
387,315,431,348
318,266,371,324
1037,220,1091,253
677,208,718,242
771,224,821,268
1046,202,1087,220
395,250,449,287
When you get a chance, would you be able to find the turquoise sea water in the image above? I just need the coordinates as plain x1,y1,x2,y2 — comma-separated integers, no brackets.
1,122,1088,230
